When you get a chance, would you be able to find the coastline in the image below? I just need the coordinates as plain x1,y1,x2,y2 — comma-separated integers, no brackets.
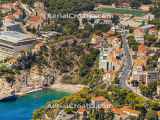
0,83,86,101
16,87,43,97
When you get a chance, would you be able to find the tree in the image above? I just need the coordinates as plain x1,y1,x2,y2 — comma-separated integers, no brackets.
48,0,95,14
146,109,158,120
106,109,115,120
130,0,141,9
142,0,152,4
111,15,120,25
0,11,3,27
152,8,160,18
95,0,115,5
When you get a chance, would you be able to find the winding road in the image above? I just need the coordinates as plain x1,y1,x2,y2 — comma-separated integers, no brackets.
118,28,149,99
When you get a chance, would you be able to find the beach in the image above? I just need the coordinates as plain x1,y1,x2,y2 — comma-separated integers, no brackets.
50,83,86,93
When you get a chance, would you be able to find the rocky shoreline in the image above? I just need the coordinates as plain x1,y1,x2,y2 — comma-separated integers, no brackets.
0,83,85,101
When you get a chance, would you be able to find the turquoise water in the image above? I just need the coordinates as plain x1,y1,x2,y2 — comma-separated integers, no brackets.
0,89,70,120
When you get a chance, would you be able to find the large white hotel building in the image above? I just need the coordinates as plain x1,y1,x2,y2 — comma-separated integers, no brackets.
0,31,36,59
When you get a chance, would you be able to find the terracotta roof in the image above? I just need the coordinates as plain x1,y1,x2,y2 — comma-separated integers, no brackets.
134,58,146,66
112,107,125,116
92,96,106,102
78,108,87,113
29,16,42,22
138,44,146,54
121,106,140,116
134,28,144,35
0,3,16,9
149,28,158,33
115,48,123,54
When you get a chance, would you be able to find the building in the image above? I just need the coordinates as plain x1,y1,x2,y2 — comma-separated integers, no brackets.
91,96,113,110
26,16,43,29
112,106,140,120
137,44,147,57
148,27,158,36
0,31,36,59
78,108,88,120
157,85,160,96
143,13,155,21
99,47,124,72
157,111,160,120
134,28,144,43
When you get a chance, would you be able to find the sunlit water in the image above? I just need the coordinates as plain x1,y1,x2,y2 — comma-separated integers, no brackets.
0,89,70,120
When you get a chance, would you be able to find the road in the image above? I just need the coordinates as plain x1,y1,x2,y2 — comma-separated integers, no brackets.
119,30,132,88
118,29,149,99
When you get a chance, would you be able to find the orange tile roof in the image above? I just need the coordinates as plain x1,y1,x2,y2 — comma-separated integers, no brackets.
149,28,158,33
92,96,106,102
138,44,146,54
0,3,16,9
121,106,140,115
134,28,144,35
29,16,42,22
134,58,146,66
78,108,87,113
115,48,124,54
157,111,160,117
14,9,21,17
112,107,125,116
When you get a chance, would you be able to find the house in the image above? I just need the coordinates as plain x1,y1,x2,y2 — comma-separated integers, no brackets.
107,36,121,48
91,96,106,107
140,24,155,32
134,28,144,43
91,96,113,110
2,22,23,32
112,107,127,120
131,58,147,84
157,111,160,120
26,16,43,29
140,5,152,12
0,2,17,10
112,106,140,120
158,58,160,70
157,85,160,96
137,44,147,57
90,33,104,49
120,106,140,118
146,70,159,84
144,13,155,21
148,27,158,36
0,31,36,59
99,47,124,72
78,108,88,120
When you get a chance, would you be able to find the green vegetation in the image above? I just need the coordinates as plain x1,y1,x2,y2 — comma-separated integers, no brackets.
140,81,158,98
146,109,158,120
0,0,12,3
80,49,99,77
47,0,95,14
152,7,160,18
149,19,160,29
33,86,160,120
97,7,145,16
128,35,140,51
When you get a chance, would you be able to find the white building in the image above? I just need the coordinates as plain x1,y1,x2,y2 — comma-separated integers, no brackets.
0,31,36,59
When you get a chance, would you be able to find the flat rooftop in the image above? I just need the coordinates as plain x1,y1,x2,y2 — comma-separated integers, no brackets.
0,31,35,43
